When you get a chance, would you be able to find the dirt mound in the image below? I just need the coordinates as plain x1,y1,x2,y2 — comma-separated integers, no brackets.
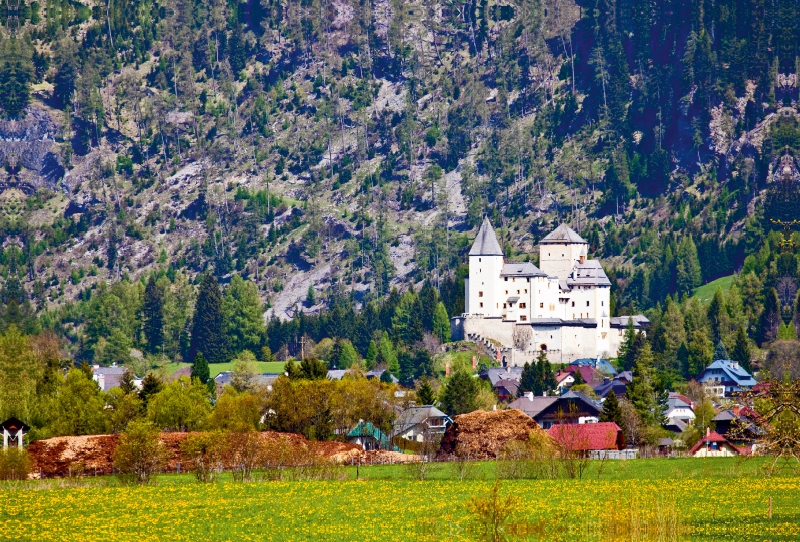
438,409,550,460
28,431,364,477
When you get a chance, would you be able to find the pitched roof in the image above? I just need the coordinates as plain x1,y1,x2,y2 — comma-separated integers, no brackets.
494,379,520,396
469,218,504,256
501,262,546,277
567,260,611,287
347,421,393,449
168,366,193,381
610,315,650,328
393,406,451,433
698,359,757,388
593,379,629,399
540,224,588,244
547,422,623,451
572,358,618,376
507,397,558,418
688,430,745,455
0,417,30,432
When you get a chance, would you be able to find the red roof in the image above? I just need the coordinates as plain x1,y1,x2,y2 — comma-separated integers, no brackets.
547,422,623,451
688,431,747,455
558,365,605,387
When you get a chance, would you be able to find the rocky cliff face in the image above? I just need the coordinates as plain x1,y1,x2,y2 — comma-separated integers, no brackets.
0,107,64,195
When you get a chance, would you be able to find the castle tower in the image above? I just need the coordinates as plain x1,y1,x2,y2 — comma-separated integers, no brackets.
538,224,588,280
466,218,504,316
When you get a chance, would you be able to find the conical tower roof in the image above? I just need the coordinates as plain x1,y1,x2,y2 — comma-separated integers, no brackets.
469,218,504,256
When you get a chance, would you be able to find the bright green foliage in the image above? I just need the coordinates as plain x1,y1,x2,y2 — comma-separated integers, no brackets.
298,357,328,380
625,342,659,427
190,274,228,364
336,340,359,369
778,322,798,341
365,340,378,369
147,376,212,431
46,369,108,436
0,325,43,422
376,332,399,375
432,302,450,343
113,420,168,485
223,275,265,356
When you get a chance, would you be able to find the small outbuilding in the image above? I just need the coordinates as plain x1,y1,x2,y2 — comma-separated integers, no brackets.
1,418,30,449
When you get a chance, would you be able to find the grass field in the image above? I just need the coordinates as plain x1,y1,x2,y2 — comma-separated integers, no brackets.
163,361,286,378
692,274,734,304
2,458,799,541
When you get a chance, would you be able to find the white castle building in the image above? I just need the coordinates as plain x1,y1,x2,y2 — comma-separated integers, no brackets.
451,219,647,365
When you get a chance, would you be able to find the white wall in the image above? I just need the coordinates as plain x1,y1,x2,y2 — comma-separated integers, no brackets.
467,254,504,317
539,242,584,280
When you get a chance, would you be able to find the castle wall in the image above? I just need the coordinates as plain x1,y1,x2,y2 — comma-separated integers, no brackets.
539,242,583,280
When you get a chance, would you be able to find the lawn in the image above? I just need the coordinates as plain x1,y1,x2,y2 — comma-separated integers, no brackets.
2,458,799,541
692,274,734,304
163,361,285,378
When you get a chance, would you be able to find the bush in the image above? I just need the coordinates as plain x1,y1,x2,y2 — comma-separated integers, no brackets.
180,432,225,483
113,420,169,485
224,430,264,482
0,448,32,480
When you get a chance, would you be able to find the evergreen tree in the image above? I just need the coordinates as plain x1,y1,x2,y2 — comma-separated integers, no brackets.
417,378,436,406
223,275,265,355
299,357,328,380
599,390,625,437
306,284,316,307
440,370,479,416
142,276,164,355
413,349,434,378
228,24,246,74
380,370,394,383
138,373,163,409
398,350,414,382
106,226,118,272
758,287,781,345
626,342,659,426
337,340,359,368
120,369,137,395
517,361,537,397
676,236,702,297
713,341,729,361
365,340,378,368
0,50,34,119
730,327,751,372
376,332,399,374
419,282,438,332
571,369,585,386
432,302,450,343
191,353,210,384
190,273,228,364
707,288,725,344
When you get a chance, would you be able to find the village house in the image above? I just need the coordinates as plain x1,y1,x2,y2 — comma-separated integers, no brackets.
0,418,29,449
91,364,128,392
689,429,745,457
347,421,395,451
392,406,452,443
508,390,602,429
451,220,648,365
696,359,757,397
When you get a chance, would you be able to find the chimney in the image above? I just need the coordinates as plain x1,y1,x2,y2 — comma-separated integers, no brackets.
472,356,477,370
579,255,586,264
445,362,450,377
706,427,710,437
733,406,740,417
524,391,534,400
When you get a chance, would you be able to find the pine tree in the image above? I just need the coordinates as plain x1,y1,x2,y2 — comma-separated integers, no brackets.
713,341,730,361
191,353,210,384
730,327,751,372
626,342,658,426
120,369,137,395
571,369,585,386
676,236,702,297
432,302,450,343
142,276,164,355
190,273,228,364
599,390,625,438
440,370,479,416
417,378,436,406
517,361,537,397
306,284,316,307
707,288,725,343
365,340,378,368
138,373,163,408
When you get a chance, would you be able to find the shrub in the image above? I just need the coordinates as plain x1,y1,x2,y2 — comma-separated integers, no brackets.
0,448,32,480
224,430,264,482
180,432,225,483
113,420,169,485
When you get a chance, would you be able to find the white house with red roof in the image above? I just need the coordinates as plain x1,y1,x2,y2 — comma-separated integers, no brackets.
689,429,745,457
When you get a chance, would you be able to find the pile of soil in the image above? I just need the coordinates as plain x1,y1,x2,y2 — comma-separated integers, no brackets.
438,409,551,460
28,431,363,477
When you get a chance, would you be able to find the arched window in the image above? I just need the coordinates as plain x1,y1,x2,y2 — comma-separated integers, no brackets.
540,344,548,351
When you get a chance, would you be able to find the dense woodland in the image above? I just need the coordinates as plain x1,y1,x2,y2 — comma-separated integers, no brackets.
0,0,800,445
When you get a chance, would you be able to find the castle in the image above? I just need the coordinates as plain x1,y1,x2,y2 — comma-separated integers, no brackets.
451,219,647,365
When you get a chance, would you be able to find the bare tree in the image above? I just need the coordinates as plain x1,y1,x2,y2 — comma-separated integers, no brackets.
512,325,532,351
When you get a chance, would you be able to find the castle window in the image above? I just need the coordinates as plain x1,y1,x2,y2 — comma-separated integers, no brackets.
549,304,555,311
524,289,528,293
517,290,520,294
586,301,590,307
479,258,481,262
503,303,507,308
521,316,527,321
505,277,508,281
601,332,607,339
479,302,483,308
571,301,575,307
519,303,526,308
512,278,516,282
540,303,544,308
505,290,508,295
601,301,604,306
478,291,483,297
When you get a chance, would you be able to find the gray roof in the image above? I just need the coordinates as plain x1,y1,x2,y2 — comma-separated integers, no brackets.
501,262,546,277
494,379,520,395
93,365,127,375
567,260,611,287
540,224,587,244
610,315,650,328
327,369,348,380
394,406,451,433
469,218,504,256
712,410,737,422
482,367,523,386
507,396,558,418
215,372,281,387
365,369,399,384
664,418,688,433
